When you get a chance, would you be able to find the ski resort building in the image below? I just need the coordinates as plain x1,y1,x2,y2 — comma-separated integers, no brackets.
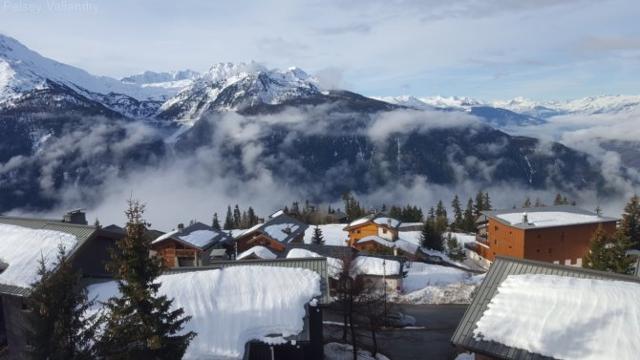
344,213,401,247
0,212,121,359
452,256,640,360
474,206,617,265
150,222,232,268
234,210,308,254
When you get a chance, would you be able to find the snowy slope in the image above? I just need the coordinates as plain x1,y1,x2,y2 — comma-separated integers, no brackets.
0,224,78,288
0,34,169,103
88,266,321,359
474,274,640,360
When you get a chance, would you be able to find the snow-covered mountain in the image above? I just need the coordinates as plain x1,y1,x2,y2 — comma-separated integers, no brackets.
157,62,322,125
376,95,545,128
0,34,170,103
121,69,200,93
492,95,640,118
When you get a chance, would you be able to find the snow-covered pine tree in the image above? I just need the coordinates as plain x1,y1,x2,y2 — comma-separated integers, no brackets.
97,200,195,358
311,225,324,245
27,246,99,359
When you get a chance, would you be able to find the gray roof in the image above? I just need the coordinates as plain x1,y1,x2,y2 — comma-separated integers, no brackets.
236,213,308,244
0,215,99,296
451,256,640,359
480,205,617,230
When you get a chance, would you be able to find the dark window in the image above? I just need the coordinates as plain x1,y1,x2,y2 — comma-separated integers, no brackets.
383,228,387,234
494,226,499,231
548,248,552,254
536,249,540,253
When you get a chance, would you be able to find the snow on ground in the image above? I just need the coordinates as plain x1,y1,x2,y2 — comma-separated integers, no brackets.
350,256,401,277
496,211,604,228
88,266,321,359
324,342,390,360
394,262,484,305
303,224,349,246
237,245,276,260
0,224,78,288
474,274,640,360
286,248,343,279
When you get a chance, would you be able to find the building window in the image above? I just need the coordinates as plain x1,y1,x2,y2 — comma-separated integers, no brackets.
536,249,540,253
494,240,497,245
383,228,387,234
548,248,552,254
356,230,360,234
494,226,499,231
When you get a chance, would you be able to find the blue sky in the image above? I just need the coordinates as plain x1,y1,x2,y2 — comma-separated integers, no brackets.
1,0,638,101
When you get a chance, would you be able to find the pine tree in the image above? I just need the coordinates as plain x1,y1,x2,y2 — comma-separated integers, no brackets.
311,225,325,245
97,201,195,358
451,195,463,230
621,195,640,249
483,192,492,211
212,213,221,231
233,205,242,228
583,226,634,274
420,219,443,252
94,218,102,229
523,197,532,208
473,191,485,217
223,206,233,230
553,193,564,205
445,233,466,261
462,198,475,232
27,246,99,360
247,207,258,227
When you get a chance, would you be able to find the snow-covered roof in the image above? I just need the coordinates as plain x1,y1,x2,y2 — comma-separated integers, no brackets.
237,245,277,260
345,213,401,230
350,256,402,277
87,266,321,359
483,205,617,229
152,222,231,249
0,224,78,289
286,248,343,279
235,212,308,244
452,256,640,360
474,274,640,360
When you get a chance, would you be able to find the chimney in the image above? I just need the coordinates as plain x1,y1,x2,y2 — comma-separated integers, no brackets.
63,209,88,225
522,212,529,224
177,223,185,231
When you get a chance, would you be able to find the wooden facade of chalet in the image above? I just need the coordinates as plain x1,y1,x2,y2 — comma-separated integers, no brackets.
344,214,400,247
233,212,308,254
236,232,288,253
475,206,617,265
151,238,203,268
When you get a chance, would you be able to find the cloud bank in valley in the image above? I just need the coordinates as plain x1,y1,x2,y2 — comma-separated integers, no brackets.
5,106,638,230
